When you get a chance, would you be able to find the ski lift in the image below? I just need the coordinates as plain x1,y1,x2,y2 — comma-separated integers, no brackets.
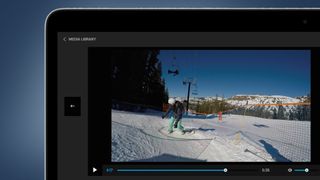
192,86,198,96
168,55,179,76
168,69,179,76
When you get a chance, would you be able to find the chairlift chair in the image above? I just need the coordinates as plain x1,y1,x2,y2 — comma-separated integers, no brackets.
168,55,179,76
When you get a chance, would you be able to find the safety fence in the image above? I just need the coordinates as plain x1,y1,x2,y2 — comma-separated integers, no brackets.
186,102,310,120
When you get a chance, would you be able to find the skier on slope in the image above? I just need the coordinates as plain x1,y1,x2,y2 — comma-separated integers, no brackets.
162,98,185,134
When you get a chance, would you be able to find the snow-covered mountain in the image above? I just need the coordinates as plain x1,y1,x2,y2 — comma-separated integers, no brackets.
226,95,301,106
172,96,225,104
226,95,310,121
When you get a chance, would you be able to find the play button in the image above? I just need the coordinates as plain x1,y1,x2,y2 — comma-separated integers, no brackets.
93,167,97,173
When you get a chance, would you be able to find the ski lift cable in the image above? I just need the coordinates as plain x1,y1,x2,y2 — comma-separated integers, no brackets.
192,51,198,96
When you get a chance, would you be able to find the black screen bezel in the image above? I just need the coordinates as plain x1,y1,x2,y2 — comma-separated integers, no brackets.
46,9,320,179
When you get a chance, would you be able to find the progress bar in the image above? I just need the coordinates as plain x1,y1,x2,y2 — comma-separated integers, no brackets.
117,168,228,172
294,168,309,172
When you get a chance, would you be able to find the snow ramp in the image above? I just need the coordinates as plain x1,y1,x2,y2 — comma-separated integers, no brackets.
112,111,267,162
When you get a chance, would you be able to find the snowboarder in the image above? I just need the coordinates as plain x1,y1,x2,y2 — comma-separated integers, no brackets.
162,98,185,134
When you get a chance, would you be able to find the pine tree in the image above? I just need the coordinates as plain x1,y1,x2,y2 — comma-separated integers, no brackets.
272,108,277,119
289,110,294,120
111,49,167,110
277,105,285,120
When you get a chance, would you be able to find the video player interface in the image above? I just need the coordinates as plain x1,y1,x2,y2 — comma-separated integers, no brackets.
57,32,320,177
106,49,311,163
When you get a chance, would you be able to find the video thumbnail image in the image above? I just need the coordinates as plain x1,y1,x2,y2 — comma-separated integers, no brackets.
106,49,310,163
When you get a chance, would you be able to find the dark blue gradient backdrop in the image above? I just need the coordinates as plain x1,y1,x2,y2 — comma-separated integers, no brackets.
1,1,320,180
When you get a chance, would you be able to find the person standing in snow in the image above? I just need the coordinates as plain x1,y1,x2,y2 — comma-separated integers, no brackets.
162,98,185,133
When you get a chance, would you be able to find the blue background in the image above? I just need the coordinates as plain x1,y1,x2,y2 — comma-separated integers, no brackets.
159,50,310,98
1,1,320,180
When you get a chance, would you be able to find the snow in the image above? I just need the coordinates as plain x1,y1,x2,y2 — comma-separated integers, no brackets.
111,110,310,162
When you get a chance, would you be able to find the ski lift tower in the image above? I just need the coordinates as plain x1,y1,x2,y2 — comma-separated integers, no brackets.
183,78,195,115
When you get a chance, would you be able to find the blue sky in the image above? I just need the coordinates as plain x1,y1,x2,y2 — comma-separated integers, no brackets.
159,50,310,98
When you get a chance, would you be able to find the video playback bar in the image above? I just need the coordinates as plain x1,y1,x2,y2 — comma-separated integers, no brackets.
116,168,228,172
90,165,318,176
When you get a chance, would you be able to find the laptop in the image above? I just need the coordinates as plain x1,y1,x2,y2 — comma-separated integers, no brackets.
45,9,320,180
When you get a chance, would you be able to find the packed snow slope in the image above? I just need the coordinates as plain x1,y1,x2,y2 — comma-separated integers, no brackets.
112,110,310,162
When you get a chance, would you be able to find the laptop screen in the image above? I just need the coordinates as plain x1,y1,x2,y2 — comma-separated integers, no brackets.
48,10,320,179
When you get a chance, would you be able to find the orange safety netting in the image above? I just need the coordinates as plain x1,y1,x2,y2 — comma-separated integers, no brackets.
164,102,311,116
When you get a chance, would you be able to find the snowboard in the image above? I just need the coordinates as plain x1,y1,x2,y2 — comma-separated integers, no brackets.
181,128,196,135
158,127,198,140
